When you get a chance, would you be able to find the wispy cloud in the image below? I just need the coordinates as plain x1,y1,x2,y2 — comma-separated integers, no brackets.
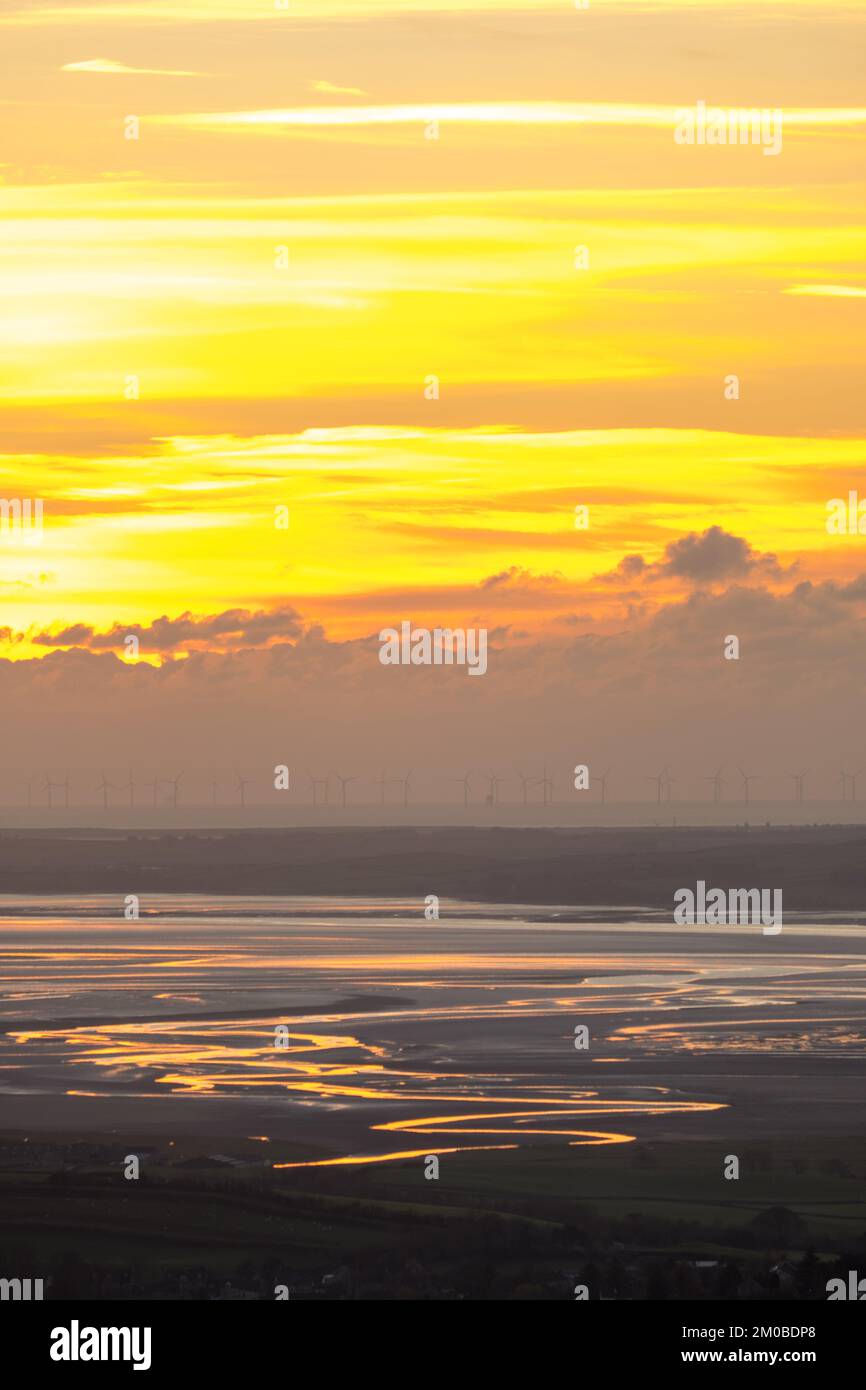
157,102,866,134
2,0,860,22
310,80,368,98
62,57,205,77
784,284,866,298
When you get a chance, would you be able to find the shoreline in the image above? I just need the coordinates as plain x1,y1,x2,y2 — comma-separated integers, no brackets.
0,824,861,911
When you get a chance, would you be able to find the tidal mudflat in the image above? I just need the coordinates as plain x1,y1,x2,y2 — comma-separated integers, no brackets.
2,895,865,1164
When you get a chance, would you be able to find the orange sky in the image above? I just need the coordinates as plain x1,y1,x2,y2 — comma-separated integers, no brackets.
0,0,863,661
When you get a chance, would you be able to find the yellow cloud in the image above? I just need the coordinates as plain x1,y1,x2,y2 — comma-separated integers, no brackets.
0,425,860,658
2,0,861,22
2,0,863,667
0,176,861,408
310,80,369,98
61,58,205,76
157,102,866,134
784,284,866,298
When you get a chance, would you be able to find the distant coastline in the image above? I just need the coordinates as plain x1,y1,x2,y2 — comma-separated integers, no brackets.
0,824,863,912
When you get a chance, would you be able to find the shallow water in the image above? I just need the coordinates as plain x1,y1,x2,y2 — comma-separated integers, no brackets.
2,896,865,1164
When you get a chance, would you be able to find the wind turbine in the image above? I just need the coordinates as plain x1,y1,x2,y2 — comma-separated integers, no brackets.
484,773,509,806
120,770,136,807
330,772,357,808
235,772,252,807
166,772,182,808
702,765,725,803
737,767,759,805
644,767,669,804
539,765,555,805
788,770,807,803
450,772,473,807
306,771,328,806
151,776,162,806
43,774,62,808
209,778,220,807
597,769,611,804
391,770,412,807
514,770,538,805
21,774,37,808
96,771,116,809
372,771,388,806
842,769,861,802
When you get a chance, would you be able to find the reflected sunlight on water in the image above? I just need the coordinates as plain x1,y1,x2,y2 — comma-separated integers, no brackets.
2,896,865,1165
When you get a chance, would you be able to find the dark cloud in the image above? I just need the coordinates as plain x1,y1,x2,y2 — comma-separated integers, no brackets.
35,623,93,646
480,566,564,591
33,605,305,653
2,566,865,786
601,527,792,587
659,527,786,583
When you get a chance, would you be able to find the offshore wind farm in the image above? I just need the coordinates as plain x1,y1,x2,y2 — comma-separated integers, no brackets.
0,764,864,828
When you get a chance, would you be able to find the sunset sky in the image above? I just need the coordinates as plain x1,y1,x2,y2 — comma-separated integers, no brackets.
0,0,864,779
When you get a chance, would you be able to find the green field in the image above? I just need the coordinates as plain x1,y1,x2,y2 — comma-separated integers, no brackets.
1,1131,864,1298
